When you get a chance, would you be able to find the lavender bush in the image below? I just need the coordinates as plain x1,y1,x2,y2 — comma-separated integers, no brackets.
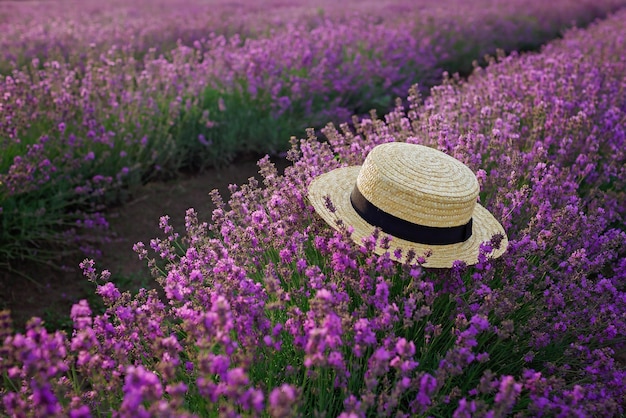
2,0,626,270
2,8,626,416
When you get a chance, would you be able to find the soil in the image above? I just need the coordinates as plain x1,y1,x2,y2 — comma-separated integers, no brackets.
0,155,291,331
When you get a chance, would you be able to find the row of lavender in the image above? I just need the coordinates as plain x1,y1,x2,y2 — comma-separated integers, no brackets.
3,8,626,417
2,0,626,270
2,0,623,69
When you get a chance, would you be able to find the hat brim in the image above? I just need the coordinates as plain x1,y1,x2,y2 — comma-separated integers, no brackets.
308,166,508,268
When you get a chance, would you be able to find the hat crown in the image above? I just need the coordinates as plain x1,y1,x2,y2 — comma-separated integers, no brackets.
356,142,479,228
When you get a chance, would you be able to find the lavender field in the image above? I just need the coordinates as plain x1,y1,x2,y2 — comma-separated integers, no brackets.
2,0,626,416
2,0,626,270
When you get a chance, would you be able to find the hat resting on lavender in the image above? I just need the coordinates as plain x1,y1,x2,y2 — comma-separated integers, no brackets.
307,142,508,268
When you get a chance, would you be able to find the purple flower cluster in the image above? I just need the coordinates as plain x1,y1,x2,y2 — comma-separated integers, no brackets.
2,5,626,418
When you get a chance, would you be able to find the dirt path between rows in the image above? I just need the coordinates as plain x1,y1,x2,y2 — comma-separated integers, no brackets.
0,156,291,330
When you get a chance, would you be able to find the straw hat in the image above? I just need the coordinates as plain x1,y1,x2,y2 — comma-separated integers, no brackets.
307,142,508,268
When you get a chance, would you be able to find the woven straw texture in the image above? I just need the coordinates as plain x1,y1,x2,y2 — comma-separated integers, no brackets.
308,143,508,268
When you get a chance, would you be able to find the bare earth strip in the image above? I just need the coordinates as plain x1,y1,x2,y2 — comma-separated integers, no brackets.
0,156,290,329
